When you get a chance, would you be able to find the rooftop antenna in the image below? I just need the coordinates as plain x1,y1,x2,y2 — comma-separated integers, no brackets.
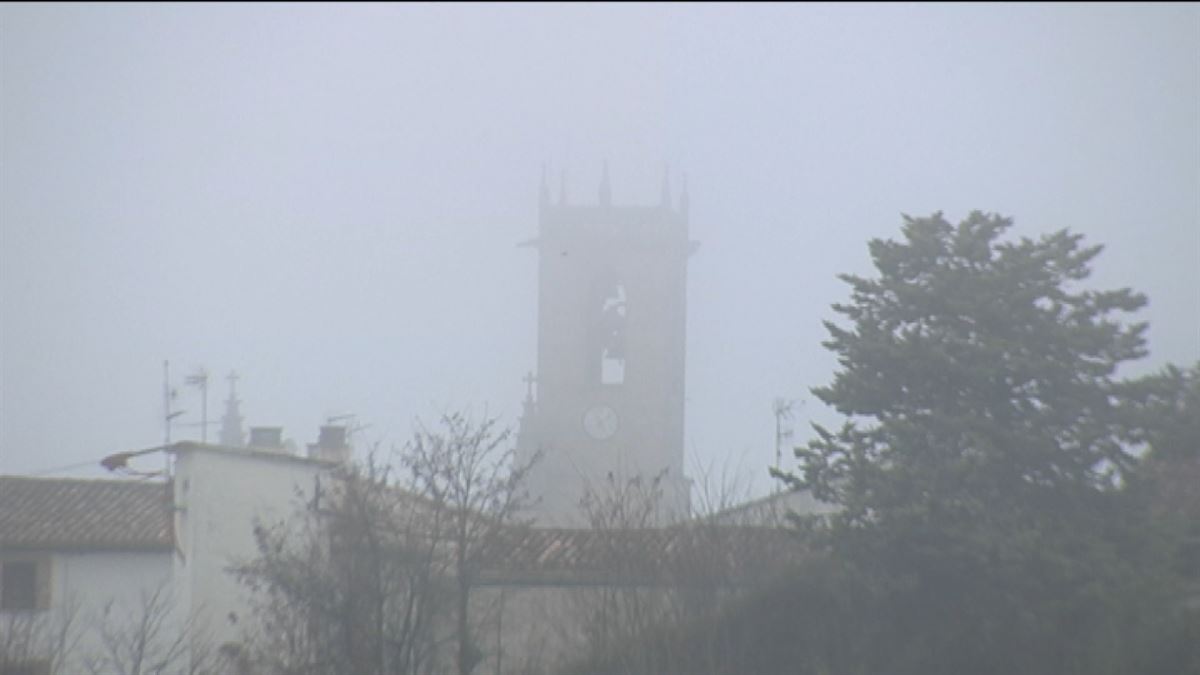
163,361,185,474
326,413,372,447
184,367,210,443
772,397,799,491
163,361,186,444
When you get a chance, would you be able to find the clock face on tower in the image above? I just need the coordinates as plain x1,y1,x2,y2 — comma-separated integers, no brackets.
582,405,619,440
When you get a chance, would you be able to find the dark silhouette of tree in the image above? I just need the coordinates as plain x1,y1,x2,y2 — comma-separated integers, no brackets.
779,211,1194,675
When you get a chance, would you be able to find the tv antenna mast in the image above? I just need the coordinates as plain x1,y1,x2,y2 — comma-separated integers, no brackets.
162,361,186,446
161,361,186,476
184,367,211,443
326,413,372,447
772,397,803,489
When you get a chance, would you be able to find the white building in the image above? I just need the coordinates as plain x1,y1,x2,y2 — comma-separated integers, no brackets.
1,423,815,675
0,435,336,675
0,475,175,675
167,440,333,653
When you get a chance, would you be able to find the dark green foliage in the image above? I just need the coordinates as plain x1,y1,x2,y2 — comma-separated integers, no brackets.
1120,362,1200,464
795,212,1147,524
778,212,1198,675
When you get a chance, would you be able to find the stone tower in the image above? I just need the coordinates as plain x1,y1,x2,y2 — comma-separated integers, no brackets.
516,165,697,525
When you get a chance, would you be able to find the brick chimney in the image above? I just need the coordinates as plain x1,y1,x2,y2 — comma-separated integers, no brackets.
309,425,351,464
247,427,284,451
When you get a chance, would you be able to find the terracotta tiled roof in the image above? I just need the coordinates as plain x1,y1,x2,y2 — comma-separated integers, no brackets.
0,476,173,551
477,525,806,587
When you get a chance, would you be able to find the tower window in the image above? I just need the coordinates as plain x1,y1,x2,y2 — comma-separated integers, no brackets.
599,284,626,385
601,353,625,385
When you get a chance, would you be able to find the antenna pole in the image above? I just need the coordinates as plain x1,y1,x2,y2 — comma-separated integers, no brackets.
772,398,795,493
163,360,171,477
184,368,211,443
164,361,171,447
199,369,208,444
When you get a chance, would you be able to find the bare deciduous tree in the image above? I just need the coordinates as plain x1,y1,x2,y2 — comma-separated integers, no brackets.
0,594,82,675
236,456,449,675
83,581,214,675
570,465,795,675
575,470,671,674
402,411,538,675
236,411,537,675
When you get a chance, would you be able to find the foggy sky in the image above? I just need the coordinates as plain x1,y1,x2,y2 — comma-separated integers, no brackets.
2,4,1197,495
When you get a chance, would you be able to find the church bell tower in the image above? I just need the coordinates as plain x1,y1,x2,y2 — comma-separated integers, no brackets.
516,164,697,525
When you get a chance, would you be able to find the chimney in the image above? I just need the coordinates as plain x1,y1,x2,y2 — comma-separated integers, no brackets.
309,425,351,464
248,427,284,451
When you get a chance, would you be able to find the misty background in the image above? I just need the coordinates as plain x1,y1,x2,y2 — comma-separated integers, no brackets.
1,4,1197,493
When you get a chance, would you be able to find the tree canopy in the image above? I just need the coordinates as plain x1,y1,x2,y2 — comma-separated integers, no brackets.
778,212,1198,675
796,211,1148,523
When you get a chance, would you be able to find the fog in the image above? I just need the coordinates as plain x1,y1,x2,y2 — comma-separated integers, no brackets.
1,3,1197,490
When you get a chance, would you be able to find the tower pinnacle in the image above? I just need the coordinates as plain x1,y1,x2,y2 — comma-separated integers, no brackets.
679,172,689,217
599,160,612,207
218,371,245,447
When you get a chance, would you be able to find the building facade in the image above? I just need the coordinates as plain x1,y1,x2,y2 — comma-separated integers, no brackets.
516,167,698,525
0,476,175,675
0,437,334,675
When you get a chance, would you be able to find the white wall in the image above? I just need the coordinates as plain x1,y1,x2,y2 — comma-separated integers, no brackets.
170,444,328,651
2,447,329,673
55,549,172,611
0,549,174,675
